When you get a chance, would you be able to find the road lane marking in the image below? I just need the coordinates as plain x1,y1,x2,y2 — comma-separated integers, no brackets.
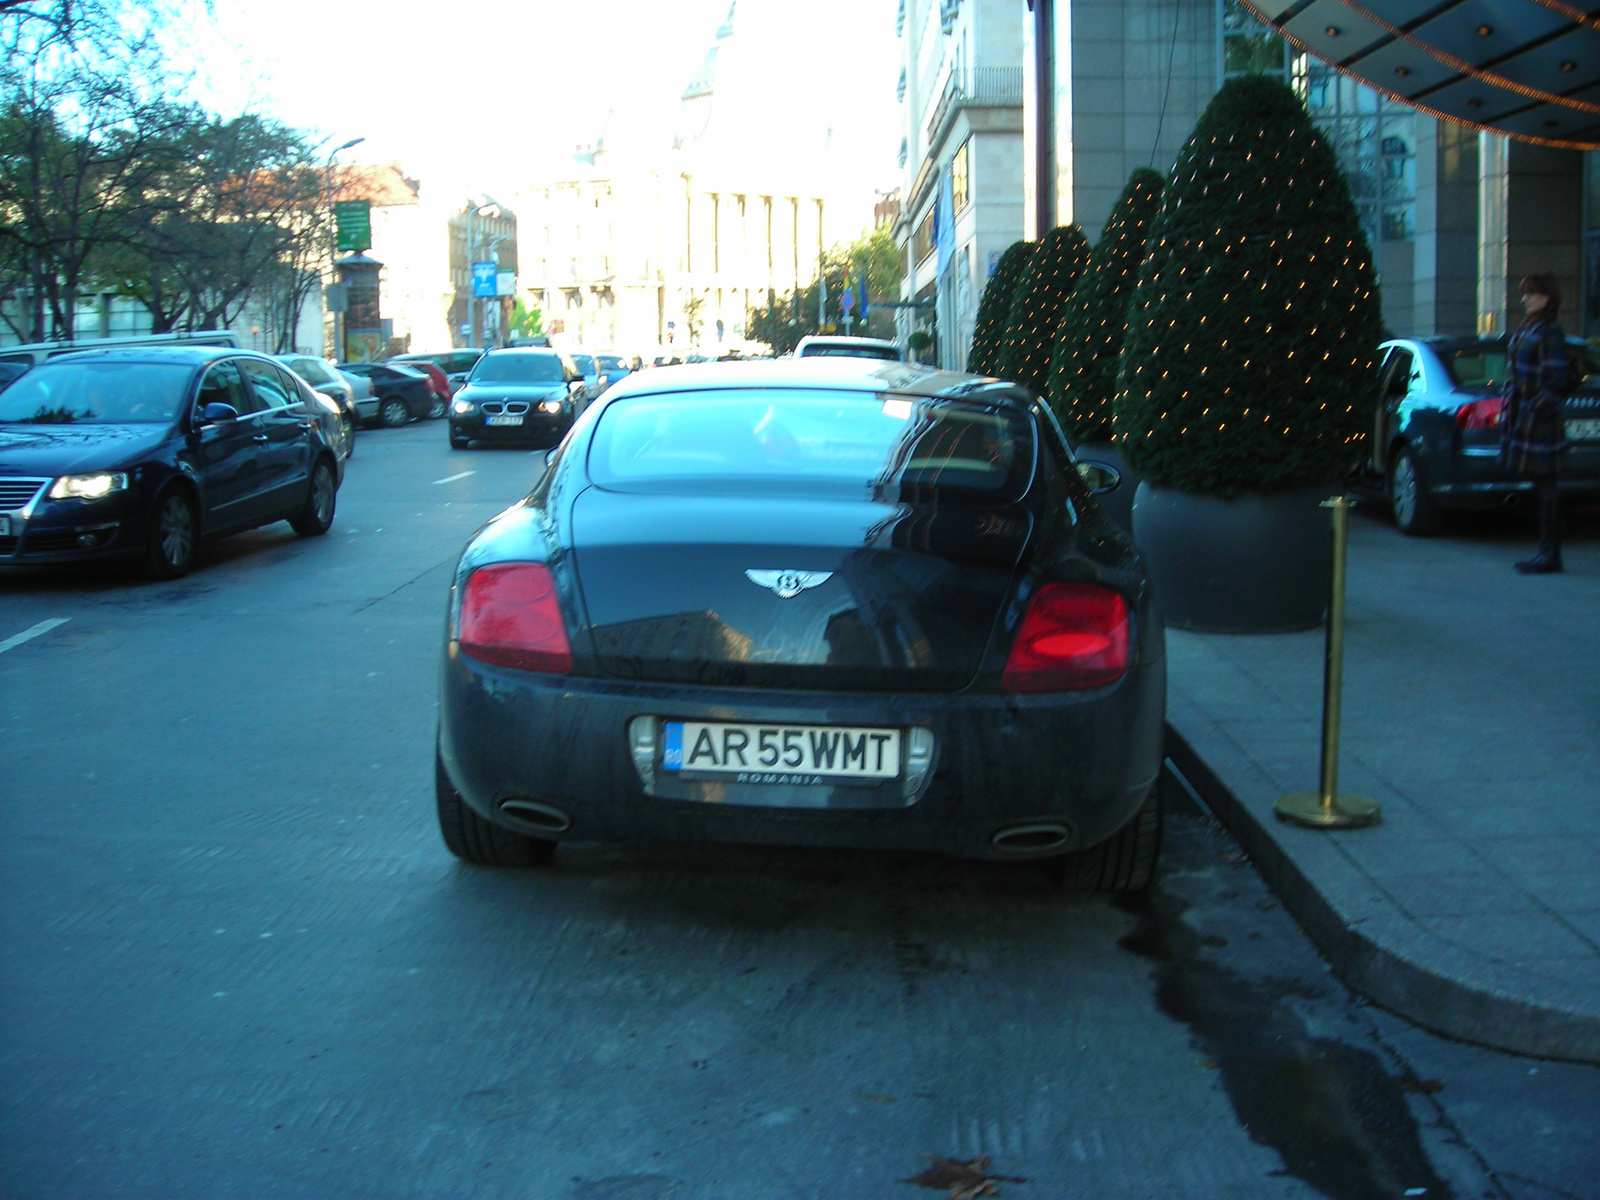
0,618,69,655
432,470,475,485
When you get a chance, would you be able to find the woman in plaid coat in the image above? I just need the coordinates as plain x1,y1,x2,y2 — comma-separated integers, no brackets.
1501,274,1570,574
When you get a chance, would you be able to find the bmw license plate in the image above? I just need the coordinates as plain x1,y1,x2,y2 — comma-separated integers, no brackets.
663,720,901,781
1567,418,1600,442
487,414,523,427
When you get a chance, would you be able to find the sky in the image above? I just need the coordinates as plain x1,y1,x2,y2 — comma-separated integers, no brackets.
182,0,905,206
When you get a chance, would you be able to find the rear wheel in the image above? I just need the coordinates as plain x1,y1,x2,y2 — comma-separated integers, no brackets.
290,457,336,536
1048,782,1163,892
144,487,197,580
379,397,410,428
436,751,555,866
1389,444,1442,535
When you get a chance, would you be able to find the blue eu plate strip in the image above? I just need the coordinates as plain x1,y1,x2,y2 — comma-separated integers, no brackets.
663,722,684,771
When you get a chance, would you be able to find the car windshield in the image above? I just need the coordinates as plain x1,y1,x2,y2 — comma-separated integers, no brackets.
588,389,1033,498
471,354,564,383
571,354,597,373
0,361,192,424
803,344,900,360
597,355,627,371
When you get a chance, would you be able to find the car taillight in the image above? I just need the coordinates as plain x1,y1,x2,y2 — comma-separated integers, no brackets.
1455,397,1505,430
1001,582,1129,692
458,563,572,674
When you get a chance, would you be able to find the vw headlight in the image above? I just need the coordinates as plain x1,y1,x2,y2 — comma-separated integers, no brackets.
49,471,128,500
452,399,475,414
538,400,564,414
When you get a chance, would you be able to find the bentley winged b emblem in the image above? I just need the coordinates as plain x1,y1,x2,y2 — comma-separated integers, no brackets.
745,569,833,599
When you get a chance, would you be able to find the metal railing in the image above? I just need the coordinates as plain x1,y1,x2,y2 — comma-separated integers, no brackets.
925,67,1024,147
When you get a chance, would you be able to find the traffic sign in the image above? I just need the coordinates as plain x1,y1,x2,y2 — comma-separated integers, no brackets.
334,200,371,252
840,289,855,312
471,262,497,298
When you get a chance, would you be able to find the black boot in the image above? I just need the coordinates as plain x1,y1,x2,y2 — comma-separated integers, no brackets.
1515,482,1563,574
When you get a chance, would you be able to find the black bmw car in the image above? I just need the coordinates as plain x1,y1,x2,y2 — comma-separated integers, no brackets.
447,348,586,449
436,360,1166,889
0,347,343,578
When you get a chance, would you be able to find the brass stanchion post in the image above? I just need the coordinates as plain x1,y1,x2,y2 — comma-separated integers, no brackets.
1275,496,1381,829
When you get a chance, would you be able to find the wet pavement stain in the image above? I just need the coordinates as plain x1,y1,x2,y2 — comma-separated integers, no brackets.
1116,885,1453,1200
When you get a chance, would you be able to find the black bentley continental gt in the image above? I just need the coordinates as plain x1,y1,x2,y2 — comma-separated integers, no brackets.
436,360,1166,889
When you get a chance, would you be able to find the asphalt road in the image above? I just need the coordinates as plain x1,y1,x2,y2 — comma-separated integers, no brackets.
2,421,1595,1200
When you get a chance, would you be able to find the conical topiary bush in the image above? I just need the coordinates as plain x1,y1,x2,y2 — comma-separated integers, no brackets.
1046,168,1164,441
1113,74,1384,632
996,224,1089,396
1114,74,1382,497
967,239,1035,375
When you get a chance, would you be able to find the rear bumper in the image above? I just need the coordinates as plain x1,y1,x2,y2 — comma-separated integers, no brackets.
438,644,1166,860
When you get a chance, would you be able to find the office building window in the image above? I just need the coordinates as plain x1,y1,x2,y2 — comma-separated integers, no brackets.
1220,0,1415,249
952,141,970,216
914,207,936,264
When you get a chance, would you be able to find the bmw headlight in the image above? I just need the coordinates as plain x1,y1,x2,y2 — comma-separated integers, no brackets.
538,400,564,414
49,471,128,500
452,399,475,414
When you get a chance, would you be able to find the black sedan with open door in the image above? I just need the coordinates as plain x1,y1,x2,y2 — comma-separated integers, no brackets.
436,360,1166,889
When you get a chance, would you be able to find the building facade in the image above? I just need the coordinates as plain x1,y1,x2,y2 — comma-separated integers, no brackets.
895,0,1026,368
517,4,871,357
1033,0,1585,340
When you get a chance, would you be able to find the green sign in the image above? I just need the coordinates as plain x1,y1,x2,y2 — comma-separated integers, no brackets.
334,200,371,252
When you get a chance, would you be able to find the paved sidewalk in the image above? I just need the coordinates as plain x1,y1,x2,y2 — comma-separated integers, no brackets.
1163,501,1600,1064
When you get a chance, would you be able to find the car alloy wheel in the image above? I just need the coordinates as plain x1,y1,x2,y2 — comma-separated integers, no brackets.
145,489,195,579
380,397,409,428
291,458,336,536
427,395,448,420
1389,445,1441,535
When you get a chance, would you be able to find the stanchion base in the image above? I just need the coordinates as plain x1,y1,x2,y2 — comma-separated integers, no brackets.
1275,792,1381,829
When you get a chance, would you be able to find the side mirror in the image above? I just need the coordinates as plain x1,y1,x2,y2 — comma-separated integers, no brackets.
1076,461,1121,494
567,379,585,394
200,402,238,424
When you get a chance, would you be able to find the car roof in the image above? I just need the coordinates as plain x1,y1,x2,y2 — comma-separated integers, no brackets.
796,335,900,349
597,357,1026,405
481,347,563,357
32,345,241,366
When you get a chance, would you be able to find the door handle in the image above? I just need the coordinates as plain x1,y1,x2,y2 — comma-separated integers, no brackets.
251,434,269,443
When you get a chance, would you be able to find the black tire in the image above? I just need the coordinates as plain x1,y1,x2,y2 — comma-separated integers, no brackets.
436,751,555,866
379,397,410,428
1389,444,1443,536
144,486,197,580
1048,782,1163,892
290,457,336,536
426,394,448,420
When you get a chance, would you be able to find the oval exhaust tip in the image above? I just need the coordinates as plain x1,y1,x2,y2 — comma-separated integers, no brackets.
990,823,1072,854
497,798,573,834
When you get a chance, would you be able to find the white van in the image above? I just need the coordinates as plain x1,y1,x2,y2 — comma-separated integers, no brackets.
0,330,242,372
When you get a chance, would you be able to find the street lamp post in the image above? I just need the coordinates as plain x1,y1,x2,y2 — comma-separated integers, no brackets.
324,136,364,360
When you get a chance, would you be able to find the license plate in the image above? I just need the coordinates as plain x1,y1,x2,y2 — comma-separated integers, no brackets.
0,515,9,536
486,414,523,427
1567,418,1600,441
663,720,901,781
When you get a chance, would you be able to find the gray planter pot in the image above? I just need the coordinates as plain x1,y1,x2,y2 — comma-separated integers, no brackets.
1070,440,1136,532
1131,482,1333,633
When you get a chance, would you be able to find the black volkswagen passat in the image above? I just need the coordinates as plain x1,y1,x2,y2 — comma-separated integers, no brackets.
447,348,585,449
437,360,1166,889
0,347,343,578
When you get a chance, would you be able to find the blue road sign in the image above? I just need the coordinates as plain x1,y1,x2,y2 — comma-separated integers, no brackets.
471,262,497,298
840,288,855,312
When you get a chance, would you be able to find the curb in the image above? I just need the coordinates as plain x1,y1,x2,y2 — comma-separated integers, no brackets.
1164,724,1600,1066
